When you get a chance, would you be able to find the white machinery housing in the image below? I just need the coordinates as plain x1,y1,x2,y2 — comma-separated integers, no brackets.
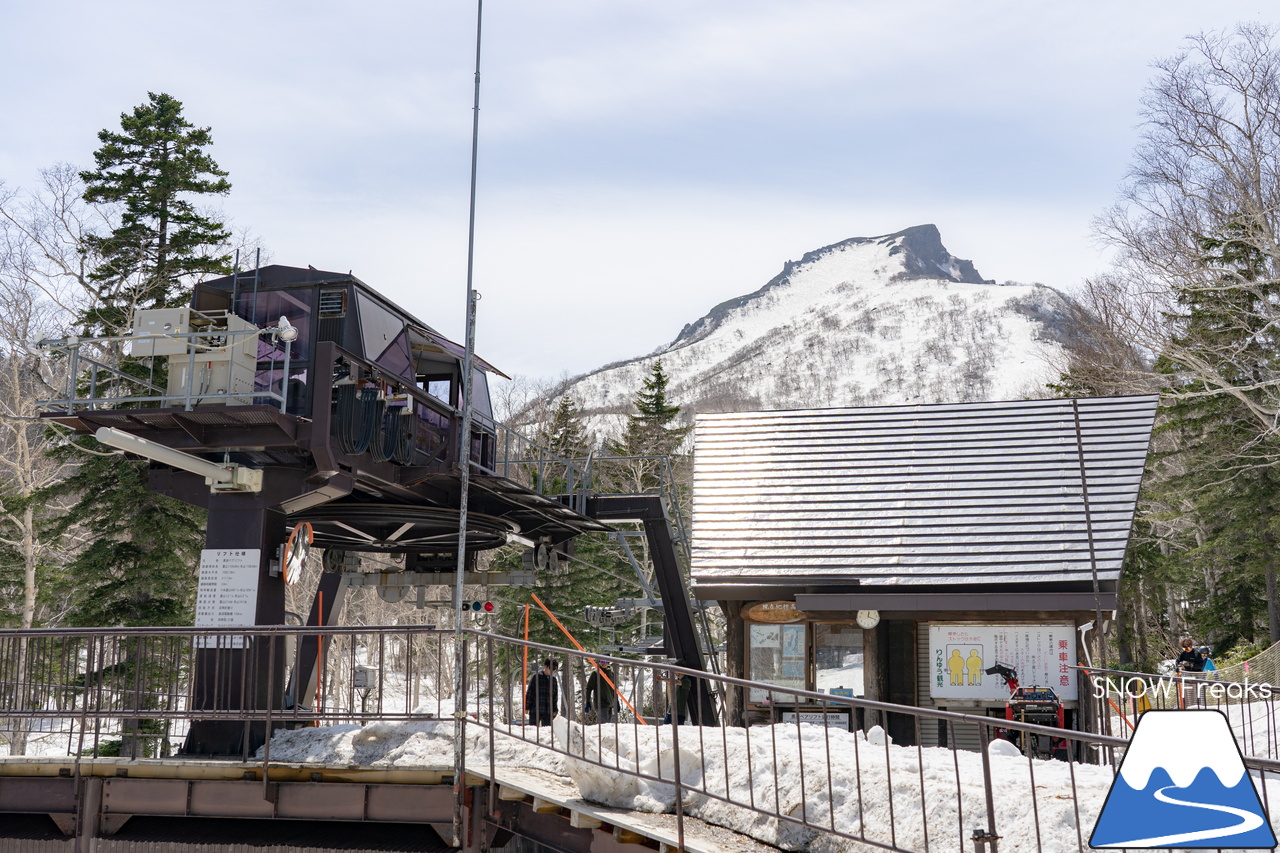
133,308,258,406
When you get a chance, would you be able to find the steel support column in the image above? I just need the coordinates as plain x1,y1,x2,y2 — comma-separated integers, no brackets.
586,494,718,724
182,490,288,756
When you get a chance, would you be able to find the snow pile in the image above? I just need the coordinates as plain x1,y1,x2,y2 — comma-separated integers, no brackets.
547,721,1116,852
550,717,700,813
258,717,567,777
255,717,1132,852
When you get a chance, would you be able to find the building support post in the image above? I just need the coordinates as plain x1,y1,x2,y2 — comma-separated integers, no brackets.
182,490,288,756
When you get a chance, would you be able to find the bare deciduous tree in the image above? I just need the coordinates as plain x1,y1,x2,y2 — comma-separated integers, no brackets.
1049,275,1161,397
0,165,109,323
1083,24,1280,653
0,173,95,755
0,168,99,633
1097,23,1280,429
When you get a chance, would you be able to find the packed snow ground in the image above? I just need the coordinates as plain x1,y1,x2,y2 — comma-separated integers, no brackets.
254,714,1280,853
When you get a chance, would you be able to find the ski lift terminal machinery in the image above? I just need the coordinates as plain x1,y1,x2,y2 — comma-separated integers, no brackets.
39,265,715,753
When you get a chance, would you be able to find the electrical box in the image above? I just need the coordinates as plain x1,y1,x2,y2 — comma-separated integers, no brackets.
133,307,195,357
133,309,259,406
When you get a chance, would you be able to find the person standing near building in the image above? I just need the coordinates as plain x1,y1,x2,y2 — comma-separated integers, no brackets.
663,660,692,725
584,661,620,723
525,658,560,725
1176,639,1206,673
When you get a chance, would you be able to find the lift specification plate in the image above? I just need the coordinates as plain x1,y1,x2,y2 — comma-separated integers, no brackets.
194,549,261,647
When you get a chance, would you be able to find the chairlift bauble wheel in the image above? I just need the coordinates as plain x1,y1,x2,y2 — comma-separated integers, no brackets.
532,542,550,572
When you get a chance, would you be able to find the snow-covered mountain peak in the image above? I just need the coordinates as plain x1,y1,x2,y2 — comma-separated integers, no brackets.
555,225,1076,436
670,225,990,349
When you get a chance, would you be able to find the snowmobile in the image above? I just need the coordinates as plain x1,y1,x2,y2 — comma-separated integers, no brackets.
984,661,1070,760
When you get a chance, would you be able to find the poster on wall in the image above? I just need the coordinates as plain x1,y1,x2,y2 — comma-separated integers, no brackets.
928,624,1077,701
748,622,807,702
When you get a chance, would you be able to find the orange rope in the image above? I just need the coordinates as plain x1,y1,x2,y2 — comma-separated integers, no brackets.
528,593,647,725
1079,667,1134,731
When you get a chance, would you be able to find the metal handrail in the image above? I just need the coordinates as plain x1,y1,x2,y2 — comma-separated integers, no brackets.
1079,662,1280,758
37,325,289,413
7,625,1267,853
34,326,593,505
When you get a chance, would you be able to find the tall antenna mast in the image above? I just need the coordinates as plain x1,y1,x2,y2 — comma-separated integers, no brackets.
453,1,484,846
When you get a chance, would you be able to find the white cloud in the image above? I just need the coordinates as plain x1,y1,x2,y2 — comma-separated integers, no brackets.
0,0,1270,383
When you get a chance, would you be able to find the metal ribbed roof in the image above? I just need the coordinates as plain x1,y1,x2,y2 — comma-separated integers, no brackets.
691,396,1158,590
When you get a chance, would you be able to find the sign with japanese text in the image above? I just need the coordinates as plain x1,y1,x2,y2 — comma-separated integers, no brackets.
194,549,260,648
745,600,805,623
781,710,851,731
928,624,1077,700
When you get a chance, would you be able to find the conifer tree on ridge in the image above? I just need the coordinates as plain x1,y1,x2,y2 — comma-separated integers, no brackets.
45,93,231,629
78,91,231,336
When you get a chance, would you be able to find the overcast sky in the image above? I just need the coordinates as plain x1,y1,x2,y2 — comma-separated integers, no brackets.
0,2,1273,381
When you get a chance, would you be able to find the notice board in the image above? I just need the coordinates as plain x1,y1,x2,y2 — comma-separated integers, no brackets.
928,624,1076,701
194,549,261,648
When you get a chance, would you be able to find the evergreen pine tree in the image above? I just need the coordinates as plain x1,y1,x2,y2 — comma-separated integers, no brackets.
548,396,590,458
600,361,696,685
79,92,231,334
43,448,204,626
1148,221,1280,648
41,93,230,627
605,360,690,493
536,395,592,493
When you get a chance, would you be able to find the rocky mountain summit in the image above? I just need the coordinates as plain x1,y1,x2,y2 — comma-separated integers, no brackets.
558,225,1076,432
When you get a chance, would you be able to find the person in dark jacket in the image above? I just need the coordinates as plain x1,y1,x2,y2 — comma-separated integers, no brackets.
525,658,560,725
662,660,692,725
584,661,619,723
1175,639,1205,672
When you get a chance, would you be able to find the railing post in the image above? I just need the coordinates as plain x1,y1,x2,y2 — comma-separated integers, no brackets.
668,667,685,853
977,723,1000,853
487,634,497,816
128,637,143,759
280,337,292,414
504,425,512,480
263,633,276,797
184,332,197,411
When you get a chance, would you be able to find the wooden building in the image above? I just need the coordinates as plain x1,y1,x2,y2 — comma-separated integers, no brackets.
690,395,1158,745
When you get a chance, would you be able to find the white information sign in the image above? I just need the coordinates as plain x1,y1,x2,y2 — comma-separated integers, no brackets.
194,549,261,648
928,624,1077,701
781,710,851,731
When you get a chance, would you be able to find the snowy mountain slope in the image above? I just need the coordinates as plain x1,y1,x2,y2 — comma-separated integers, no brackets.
558,224,1075,435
